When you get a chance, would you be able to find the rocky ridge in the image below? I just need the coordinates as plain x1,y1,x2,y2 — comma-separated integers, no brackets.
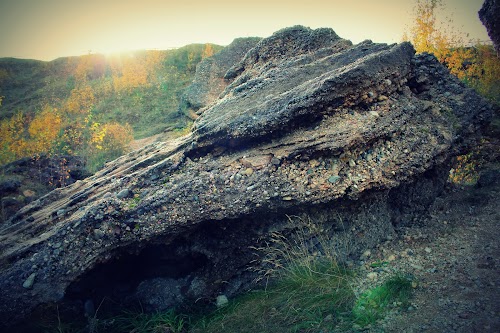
0,26,493,326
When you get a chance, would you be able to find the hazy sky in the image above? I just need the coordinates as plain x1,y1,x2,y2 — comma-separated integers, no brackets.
0,0,490,61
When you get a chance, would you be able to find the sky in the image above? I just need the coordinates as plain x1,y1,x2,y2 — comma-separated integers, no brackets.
0,0,491,61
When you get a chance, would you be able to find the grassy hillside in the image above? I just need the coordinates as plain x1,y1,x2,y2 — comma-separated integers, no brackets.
0,43,224,169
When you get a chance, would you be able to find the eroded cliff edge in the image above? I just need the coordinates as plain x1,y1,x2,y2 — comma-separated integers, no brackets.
0,26,492,325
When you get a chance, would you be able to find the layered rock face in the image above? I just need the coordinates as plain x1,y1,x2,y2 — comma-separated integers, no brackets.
0,26,492,325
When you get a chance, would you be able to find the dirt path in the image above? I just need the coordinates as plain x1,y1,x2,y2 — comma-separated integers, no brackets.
129,133,166,151
356,167,500,332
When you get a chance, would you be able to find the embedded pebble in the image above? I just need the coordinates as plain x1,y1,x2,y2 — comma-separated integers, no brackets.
22,273,36,289
216,295,229,307
93,229,105,239
328,176,340,184
117,189,131,199
243,168,254,176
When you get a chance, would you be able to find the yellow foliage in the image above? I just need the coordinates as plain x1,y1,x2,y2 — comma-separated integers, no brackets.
0,106,64,164
59,124,86,154
112,55,148,93
66,85,95,115
0,111,28,163
27,105,62,154
109,51,166,93
74,54,94,83
404,0,462,60
449,153,480,185
90,122,133,153
145,50,165,82
103,122,133,153
74,54,106,83
202,43,215,59
406,0,500,104
90,122,106,150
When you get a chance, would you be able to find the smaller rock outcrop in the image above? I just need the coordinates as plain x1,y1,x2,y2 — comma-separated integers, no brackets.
479,0,500,55
0,155,89,224
181,37,261,119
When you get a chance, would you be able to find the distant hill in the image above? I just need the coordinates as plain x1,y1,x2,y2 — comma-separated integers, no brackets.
0,43,224,137
0,43,224,169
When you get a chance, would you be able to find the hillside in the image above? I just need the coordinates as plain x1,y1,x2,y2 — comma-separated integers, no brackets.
0,44,224,135
0,43,223,222
0,43,224,174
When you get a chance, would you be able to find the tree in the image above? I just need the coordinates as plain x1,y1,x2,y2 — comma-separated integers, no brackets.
66,85,95,115
404,0,456,61
202,43,215,59
111,54,148,93
145,50,166,83
27,105,62,155
405,0,500,105
74,54,106,83
0,111,28,164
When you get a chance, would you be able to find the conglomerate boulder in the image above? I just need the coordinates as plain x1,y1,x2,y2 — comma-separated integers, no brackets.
0,26,492,326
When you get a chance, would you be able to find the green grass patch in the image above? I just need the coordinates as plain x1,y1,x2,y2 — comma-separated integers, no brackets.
104,309,187,333
191,260,355,333
352,275,413,327
38,268,413,333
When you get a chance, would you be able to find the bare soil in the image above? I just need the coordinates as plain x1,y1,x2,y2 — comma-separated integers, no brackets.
356,161,500,332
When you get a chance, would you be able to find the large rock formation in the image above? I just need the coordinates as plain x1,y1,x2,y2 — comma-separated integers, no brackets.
479,0,500,55
0,26,492,326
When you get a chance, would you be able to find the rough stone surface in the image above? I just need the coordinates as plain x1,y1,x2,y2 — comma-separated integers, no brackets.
0,26,493,327
135,277,186,312
479,0,500,55
182,37,261,119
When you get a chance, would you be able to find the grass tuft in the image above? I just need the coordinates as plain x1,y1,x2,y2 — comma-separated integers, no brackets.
352,274,413,327
109,309,187,333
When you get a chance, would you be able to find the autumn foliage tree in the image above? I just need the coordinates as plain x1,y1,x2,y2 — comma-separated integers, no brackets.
0,111,27,164
0,60,133,170
27,105,63,154
110,51,166,93
405,0,500,185
66,85,96,115
404,0,500,105
202,43,215,59
0,44,217,172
